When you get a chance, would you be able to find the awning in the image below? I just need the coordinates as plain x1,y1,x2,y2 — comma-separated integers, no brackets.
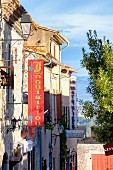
21,139,34,153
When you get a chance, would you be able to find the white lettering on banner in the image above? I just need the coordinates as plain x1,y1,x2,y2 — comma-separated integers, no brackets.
104,147,113,151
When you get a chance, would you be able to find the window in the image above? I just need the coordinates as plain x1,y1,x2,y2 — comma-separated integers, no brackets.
50,41,56,58
70,86,75,90
44,91,50,113
23,92,28,104
62,106,65,114
53,157,55,170
72,116,75,129
54,45,56,58
71,95,74,99
71,91,75,95
71,106,75,111
56,93,62,122
70,80,75,84
71,100,74,105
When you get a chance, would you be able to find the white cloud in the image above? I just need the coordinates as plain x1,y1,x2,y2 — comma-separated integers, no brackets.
19,0,113,76
19,0,113,47
33,13,113,47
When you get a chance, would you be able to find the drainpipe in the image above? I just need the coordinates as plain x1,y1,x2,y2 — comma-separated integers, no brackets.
60,40,69,51
44,58,52,66
59,40,69,92
39,57,52,170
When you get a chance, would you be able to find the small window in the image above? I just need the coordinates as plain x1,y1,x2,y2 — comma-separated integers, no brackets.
54,45,56,58
70,80,75,84
23,92,28,104
71,100,74,105
62,106,65,114
71,106,75,111
71,91,75,95
53,157,55,170
70,86,75,90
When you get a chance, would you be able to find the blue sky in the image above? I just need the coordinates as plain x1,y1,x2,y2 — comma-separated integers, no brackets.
19,0,113,76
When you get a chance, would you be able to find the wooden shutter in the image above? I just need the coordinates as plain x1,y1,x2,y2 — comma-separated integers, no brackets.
44,91,51,123
44,91,50,113
92,154,113,170
56,93,62,122
0,66,14,89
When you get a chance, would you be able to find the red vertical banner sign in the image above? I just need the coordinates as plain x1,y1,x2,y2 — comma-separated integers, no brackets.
28,60,44,127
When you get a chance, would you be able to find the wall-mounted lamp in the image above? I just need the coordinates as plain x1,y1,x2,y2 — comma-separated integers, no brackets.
20,12,32,40
58,123,64,134
0,12,32,42
67,148,76,158
71,148,76,156
51,123,64,137
1,117,28,133
49,123,64,170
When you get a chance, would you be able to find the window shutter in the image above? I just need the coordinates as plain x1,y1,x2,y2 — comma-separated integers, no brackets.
56,93,62,122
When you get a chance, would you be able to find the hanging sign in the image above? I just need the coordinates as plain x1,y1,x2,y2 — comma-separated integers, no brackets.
28,60,44,127
103,143,113,156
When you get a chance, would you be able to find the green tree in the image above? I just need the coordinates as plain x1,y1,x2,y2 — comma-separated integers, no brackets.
81,30,113,143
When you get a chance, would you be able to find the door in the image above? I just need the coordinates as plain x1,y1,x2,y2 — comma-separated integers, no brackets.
92,154,113,170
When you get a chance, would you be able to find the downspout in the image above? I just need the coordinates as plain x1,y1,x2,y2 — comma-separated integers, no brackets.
59,40,69,170
37,56,52,170
44,58,52,66
40,57,52,170
34,51,52,66
59,40,69,92
60,40,69,51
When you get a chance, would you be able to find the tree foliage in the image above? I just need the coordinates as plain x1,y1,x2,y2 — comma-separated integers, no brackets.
81,30,113,143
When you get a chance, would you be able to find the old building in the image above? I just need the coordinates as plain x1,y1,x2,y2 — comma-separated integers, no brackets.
61,64,77,130
23,23,69,170
61,65,78,170
0,0,34,169
0,0,80,170
77,143,113,170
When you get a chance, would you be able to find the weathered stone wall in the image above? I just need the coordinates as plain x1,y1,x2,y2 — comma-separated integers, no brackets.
26,27,55,54
77,144,104,170
0,18,24,169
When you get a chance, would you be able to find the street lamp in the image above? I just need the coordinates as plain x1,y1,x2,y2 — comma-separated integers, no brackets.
58,124,64,134
67,148,77,170
20,12,32,39
1,118,29,134
17,117,23,128
0,12,32,42
49,123,64,170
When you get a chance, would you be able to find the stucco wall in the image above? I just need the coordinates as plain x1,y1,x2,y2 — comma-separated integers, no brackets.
0,19,24,169
77,144,105,170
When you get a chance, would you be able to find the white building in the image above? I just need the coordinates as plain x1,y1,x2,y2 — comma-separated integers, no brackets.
61,65,77,130
69,76,77,130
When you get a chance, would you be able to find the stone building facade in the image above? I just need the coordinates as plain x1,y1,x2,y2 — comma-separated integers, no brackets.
0,0,34,169
23,24,69,170
61,66,78,170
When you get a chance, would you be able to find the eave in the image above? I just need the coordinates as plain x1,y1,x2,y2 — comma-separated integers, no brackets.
36,24,68,45
61,64,77,74
2,0,26,36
